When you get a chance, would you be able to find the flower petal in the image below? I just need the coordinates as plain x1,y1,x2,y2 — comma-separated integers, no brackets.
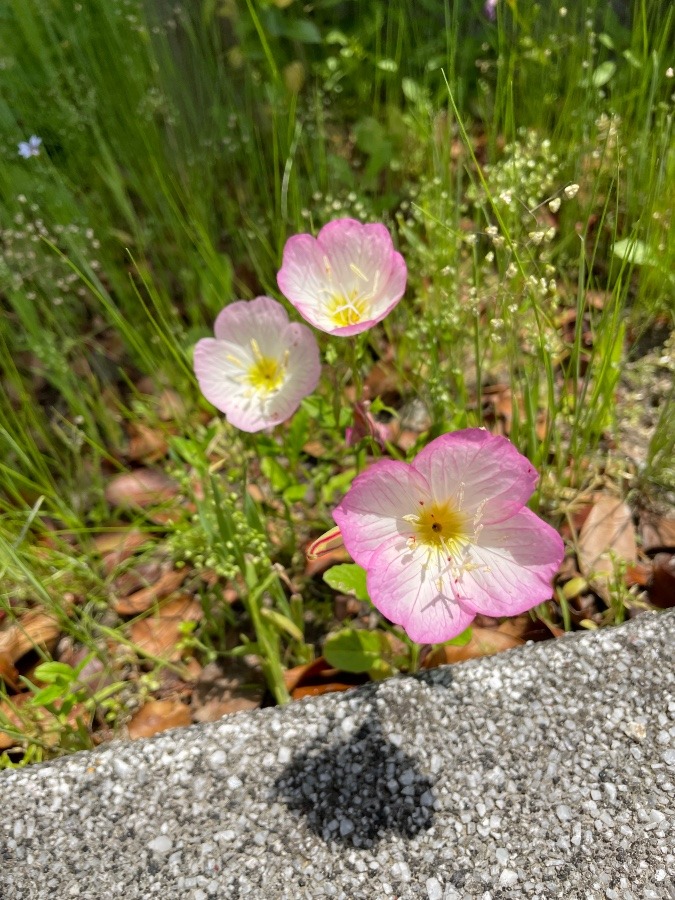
458,507,564,616
367,536,476,644
412,429,539,525
277,235,338,332
263,322,321,425
193,337,266,432
333,460,430,568
213,296,290,355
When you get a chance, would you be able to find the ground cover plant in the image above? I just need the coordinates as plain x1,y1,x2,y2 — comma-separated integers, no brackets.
0,0,673,766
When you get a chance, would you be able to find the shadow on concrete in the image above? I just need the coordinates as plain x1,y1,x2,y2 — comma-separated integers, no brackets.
273,716,435,848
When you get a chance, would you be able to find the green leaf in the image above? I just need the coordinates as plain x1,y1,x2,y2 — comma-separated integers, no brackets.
324,628,383,673
286,406,309,460
32,661,76,685
282,483,307,503
261,456,291,492
325,29,348,45
323,563,370,603
444,627,473,647
29,684,68,706
592,61,616,88
320,467,356,505
260,608,304,642
623,50,642,69
353,116,393,184
283,18,322,44
612,237,657,267
368,658,395,680
323,563,369,601
402,77,427,105
376,58,398,72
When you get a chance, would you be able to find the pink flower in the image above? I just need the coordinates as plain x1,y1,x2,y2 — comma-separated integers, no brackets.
345,402,392,449
333,429,564,644
277,218,407,336
193,297,320,433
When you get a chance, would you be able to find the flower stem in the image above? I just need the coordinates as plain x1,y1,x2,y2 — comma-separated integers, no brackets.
408,641,422,673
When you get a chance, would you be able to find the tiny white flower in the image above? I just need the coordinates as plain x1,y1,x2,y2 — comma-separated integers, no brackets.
548,197,562,213
18,136,42,159
564,183,580,199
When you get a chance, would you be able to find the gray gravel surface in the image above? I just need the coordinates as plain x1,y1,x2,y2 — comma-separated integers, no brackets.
1,611,674,900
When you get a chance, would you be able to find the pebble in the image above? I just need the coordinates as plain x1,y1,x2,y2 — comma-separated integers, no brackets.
208,750,226,768
339,819,354,837
425,876,443,900
499,869,518,887
277,746,292,765
147,835,172,853
391,862,411,882
112,759,133,779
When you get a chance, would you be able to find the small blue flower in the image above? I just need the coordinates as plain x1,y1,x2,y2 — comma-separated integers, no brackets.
18,135,42,158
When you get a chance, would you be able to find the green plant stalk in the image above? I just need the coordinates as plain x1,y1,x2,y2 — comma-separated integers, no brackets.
244,567,290,705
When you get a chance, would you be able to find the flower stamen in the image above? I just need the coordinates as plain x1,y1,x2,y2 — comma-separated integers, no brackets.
246,338,287,395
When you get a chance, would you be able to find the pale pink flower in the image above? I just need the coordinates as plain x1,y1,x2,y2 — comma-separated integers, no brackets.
333,429,564,644
277,218,407,336
193,297,320,433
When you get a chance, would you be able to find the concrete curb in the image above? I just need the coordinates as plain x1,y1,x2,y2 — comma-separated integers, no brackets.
1,611,674,899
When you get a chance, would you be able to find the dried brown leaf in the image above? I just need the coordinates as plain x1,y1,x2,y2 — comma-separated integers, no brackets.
283,657,334,693
292,682,357,699
158,389,186,421
190,658,264,722
423,626,523,667
0,695,30,750
282,656,366,699
302,440,328,458
113,567,190,616
640,513,675,553
94,529,150,575
0,652,19,690
577,495,637,602
496,615,555,642
127,699,191,739
127,424,169,463
0,609,63,665
105,468,178,509
192,696,261,722
130,594,202,660
649,553,675,609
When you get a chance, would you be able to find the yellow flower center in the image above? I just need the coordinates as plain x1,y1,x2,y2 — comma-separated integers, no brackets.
413,501,468,554
403,493,488,593
246,339,286,394
327,291,369,328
